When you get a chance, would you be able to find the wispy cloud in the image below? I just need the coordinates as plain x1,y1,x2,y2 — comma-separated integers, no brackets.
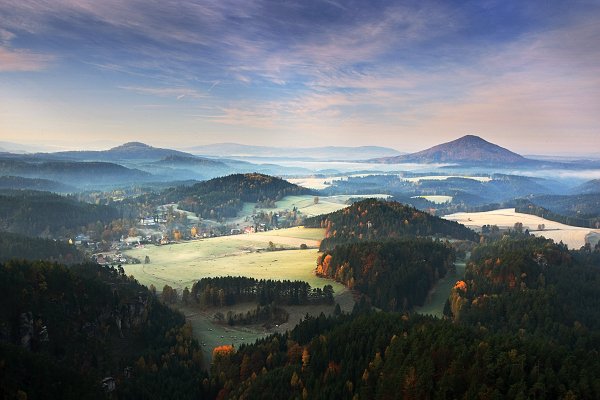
1,1,599,152
118,86,205,99
0,47,54,72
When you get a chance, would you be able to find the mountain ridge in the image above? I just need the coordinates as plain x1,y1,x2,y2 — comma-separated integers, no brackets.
186,143,402,160
373,135,528,164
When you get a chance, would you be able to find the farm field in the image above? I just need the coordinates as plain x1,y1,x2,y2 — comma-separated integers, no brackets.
412,195,453,204
123,228,334,291
122,227,352,365
400,175,492,183
444,208,600,249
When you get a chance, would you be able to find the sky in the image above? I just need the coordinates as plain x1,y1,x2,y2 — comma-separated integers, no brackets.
0,0,599,154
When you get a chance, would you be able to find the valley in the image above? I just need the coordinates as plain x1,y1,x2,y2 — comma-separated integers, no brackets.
3,2,600,398
1,135,599,399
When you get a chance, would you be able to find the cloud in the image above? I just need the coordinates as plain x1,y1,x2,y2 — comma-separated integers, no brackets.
0,47,54,72
118,85,205,99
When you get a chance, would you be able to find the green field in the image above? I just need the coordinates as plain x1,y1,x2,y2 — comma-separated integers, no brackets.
123,228,332,291
413,260,466,318
122,227,351,365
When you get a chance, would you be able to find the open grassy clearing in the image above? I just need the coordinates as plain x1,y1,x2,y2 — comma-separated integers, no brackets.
122,227,352,364
412,195,453,204
250,226,326,242
401,175,492,183
179,286,355,366
123,228,333,291
414,260,466,318
444,208,600,249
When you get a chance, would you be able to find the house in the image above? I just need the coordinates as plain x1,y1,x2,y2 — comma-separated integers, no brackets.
75,234,91,245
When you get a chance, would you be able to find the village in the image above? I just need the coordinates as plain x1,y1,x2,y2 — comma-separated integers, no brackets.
82,202,302,266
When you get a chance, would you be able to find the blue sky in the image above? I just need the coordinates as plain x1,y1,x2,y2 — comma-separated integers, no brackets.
0,0,599,154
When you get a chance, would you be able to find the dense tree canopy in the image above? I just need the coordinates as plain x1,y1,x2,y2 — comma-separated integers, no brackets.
159,173,312,220
304,198,478,251
0,232,83,264
0,261,214,399
317,238,454,311
0,190,119,237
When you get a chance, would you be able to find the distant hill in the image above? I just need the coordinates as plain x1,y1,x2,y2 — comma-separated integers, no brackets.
0,141,62,153
186,143,402,160
373,135,528,164
0,175,76,192
0,190,119,237
52,141,194,161
572,179,600,195
159,172,313,220
155,154,227,168
304,198,478,250
516,194,600,227
0,157,152,188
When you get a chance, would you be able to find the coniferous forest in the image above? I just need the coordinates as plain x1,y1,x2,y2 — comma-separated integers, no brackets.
210,235,600,400
0,261,215,399
317,238,454,311
304,198,479,251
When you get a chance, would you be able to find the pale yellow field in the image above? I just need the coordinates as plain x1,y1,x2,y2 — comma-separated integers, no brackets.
401,175,492,183
122,227,341,292
444,208,600,249
253,226,326,241
412,195,453,204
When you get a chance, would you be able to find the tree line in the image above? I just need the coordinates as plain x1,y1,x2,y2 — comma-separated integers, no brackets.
190,276,334,307
304,198,478,251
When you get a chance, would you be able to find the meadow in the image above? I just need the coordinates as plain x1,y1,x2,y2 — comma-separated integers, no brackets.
444,208,600,249
122,227,351,364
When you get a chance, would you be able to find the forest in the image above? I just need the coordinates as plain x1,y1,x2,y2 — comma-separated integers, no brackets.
190,276,334,307
0,260,216,399
304,198,478,251
136,173,312,221
0,190,119,237
211,235,600,400
515,196,600,228
0,232,84,264
0,175,75,192
316,238,454,311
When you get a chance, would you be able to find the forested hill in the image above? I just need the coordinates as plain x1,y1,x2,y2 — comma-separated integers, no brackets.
515,195,600,228
317,238,454,311
304,198,478,250
0,261,213,399
449,235,600,332
0,190,119,237
0,158,151,187
160,173,313,220
0,232,84,263
0,175,75,192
